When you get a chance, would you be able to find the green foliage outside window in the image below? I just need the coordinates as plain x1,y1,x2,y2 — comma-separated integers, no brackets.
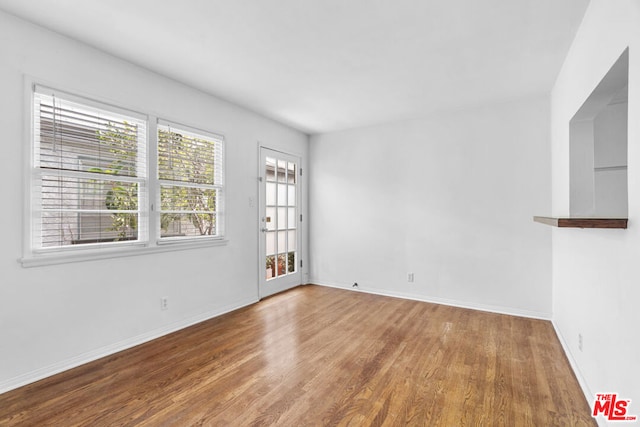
92,121,139,240
158,128,217,236
91,123,218,239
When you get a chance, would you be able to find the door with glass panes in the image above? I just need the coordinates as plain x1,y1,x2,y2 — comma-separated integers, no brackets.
259,148,302,297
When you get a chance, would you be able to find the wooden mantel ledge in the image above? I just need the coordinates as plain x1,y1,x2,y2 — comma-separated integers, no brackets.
533,216,628,229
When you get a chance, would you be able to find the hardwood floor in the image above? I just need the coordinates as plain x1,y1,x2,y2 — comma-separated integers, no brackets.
0,285,595,426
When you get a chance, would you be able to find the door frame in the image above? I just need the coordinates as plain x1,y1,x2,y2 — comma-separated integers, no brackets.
257,145,304,299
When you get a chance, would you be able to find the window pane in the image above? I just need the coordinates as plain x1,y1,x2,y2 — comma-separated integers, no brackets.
39,174,139,248
266,183,276,206
287,162,296,184
160,185,217,237
277,184,287,206
287,230,296,251
277,231,286,254
288,185,296,207
277,253,286,276
266,207,276,231
266,255,275,280
158,127,220,185
266,231,276,255
266,157,276,182
36,94,144,178
287,251,296,273
288,208,296,229
277,207,287,230
277,160,286,182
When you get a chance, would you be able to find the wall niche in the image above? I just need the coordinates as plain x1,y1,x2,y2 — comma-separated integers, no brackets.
570,48,629,218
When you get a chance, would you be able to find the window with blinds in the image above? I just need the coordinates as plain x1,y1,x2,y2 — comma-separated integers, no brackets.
32,87,147,250
157,122,224,240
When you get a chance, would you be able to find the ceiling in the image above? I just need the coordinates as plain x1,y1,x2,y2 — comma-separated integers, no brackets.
0,0,590,134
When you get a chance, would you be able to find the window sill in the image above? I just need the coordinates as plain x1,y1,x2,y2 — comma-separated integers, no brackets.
19,238,228,268
533,216,628,229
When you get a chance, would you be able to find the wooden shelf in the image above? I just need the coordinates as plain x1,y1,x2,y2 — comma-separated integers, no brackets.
533,216,628,229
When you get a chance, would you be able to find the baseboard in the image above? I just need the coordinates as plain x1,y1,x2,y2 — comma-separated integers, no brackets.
311,281,551,320
551,321,605,426
0,296,258,395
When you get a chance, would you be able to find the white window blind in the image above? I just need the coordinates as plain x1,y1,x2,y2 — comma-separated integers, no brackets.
157,122,224,240
32,87,147,251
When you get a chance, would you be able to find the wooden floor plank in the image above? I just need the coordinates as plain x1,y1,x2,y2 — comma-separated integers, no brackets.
0,285,595,426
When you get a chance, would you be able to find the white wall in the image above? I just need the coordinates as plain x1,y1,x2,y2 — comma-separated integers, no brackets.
0,11,309,392
551,0,640,418
309,95,552,318
570,119,596,215
593,101,628,218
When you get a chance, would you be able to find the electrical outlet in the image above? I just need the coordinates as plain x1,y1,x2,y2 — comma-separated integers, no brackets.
578,333,583,352
407,273,414,282
161,297,169,311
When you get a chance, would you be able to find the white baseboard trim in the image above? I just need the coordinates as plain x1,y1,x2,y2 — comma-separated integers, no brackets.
0,296,258,395
312,281,551,320
551,321,605,426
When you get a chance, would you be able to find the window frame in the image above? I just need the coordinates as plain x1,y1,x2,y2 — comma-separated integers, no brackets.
21,81,227,268
31,85,149,253
155,119,226,244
